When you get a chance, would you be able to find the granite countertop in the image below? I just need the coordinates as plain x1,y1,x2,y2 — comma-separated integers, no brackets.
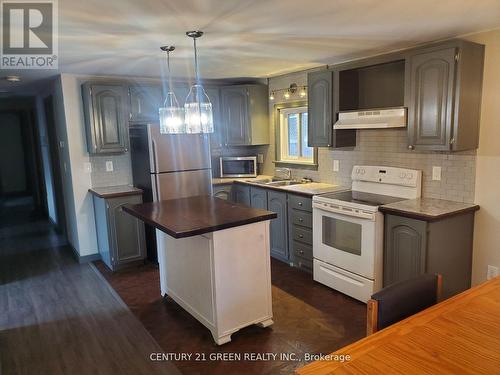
123,195,277,239
212,175,273,186
89,185,143,199
380,198,480,221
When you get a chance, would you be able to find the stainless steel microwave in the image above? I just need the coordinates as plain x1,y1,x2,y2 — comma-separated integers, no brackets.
220,156,257,178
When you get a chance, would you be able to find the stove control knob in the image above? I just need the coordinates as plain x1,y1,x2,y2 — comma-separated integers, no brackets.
360,168,366,175
400,172,407,179
407,173,413,179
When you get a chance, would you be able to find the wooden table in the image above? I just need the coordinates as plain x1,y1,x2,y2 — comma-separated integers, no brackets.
297,277,500,374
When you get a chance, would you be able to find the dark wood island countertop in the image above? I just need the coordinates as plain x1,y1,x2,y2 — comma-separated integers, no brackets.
123,195,277,239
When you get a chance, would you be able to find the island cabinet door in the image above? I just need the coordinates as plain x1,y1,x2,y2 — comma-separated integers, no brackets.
250,187,268,209
384,214,428,287
107,195,146,269
267,190,289,262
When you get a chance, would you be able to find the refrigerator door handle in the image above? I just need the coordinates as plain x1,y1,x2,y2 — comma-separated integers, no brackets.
151,173,161,202
147,125,158,174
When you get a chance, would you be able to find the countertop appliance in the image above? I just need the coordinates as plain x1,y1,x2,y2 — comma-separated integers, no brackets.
334,107,407,130
312,165,422,302
220,156,257,178
129,123,212,262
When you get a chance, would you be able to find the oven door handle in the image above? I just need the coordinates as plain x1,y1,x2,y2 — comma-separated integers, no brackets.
313,202,376,221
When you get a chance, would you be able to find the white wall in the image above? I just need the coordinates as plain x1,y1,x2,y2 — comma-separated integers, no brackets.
56,74,98,257
463,29,500,285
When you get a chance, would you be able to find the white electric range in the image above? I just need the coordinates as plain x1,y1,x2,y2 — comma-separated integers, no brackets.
312,165,422,303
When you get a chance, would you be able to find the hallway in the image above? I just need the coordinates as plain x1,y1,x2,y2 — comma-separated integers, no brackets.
0,201,179,375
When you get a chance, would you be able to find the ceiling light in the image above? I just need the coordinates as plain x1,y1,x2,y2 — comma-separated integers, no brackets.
184,31,214,134
6,75,20,82
269,91,275,101
159,45,185,134
283,90,290,100
299,86,307,98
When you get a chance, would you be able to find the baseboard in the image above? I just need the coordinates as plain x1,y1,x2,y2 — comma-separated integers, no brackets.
67,244,101,264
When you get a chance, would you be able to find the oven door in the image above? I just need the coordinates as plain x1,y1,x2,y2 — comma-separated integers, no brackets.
313,204,379,279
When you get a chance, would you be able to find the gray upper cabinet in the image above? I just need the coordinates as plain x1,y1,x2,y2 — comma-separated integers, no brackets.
220,85,269,147
406,40,484,151
129,85,163,122
82,82,129,154
205,86,223,149
267,190,288,262
308,70,333,147
308,70,356,148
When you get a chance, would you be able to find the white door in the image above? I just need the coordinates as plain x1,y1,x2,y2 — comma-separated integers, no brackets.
313,206,379,279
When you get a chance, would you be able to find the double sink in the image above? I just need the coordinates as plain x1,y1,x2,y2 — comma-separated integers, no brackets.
251,178,309,187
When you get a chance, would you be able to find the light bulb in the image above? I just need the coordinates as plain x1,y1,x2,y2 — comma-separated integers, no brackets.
269,91,275,101
283,90,290,100
184,84,214,133
299,87,307,98
159,91,185,134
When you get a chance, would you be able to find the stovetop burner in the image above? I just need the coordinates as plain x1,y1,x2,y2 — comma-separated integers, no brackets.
318,190,406,207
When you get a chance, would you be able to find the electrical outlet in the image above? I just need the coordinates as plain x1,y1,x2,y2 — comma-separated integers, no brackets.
487,265,499,280
106,161,114,172
333,160,340,172
84,162,92,173
432,166,441,181
257,153,264,164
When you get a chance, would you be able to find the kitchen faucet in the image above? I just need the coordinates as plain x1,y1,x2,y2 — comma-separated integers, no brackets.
275,167,292,180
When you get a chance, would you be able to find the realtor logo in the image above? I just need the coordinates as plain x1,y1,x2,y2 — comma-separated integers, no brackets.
1,0,58,69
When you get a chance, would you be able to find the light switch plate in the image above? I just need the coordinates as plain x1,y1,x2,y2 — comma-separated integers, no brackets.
333,160,340,172
106,161,114,172
84,162,92,173
257,153,264,164
432,166,441,181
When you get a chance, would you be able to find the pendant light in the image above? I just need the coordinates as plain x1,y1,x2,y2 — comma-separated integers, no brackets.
159,45,185,134
184,31,214,134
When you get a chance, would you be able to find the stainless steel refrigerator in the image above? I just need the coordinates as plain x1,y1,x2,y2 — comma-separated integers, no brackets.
129,123,212,262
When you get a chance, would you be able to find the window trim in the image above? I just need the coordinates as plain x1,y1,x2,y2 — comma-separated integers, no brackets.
274,101,317,168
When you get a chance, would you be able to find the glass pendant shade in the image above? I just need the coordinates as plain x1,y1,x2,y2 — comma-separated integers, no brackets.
159,91,185,134
184,84,214,134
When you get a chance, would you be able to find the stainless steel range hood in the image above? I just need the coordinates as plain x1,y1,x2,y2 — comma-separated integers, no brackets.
334,107,407,130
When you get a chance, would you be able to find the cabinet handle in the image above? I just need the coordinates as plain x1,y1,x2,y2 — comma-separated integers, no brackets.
299,250,304,255
449,138,455,145
299,234,304,238
299,218,303,222
298,202,303,206
408,145,414,150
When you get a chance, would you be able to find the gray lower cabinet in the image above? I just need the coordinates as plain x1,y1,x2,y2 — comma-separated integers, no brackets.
213,184,232,200
231,184,250,206
93,194,146,271
250,186,267,209
267,190,288,262
384,212,475,299
288,194,313,272
82,82,130,154
129,85,163,122
406,40,484,151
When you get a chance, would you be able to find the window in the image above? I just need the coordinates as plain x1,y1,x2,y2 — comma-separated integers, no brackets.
278,106,315,164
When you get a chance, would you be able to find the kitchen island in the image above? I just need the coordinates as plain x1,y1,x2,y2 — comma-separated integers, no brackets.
123,196,277,345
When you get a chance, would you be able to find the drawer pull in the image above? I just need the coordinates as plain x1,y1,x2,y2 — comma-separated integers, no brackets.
298,218,303,222
298,234,304,238
299,250,304,255
298,202,303,206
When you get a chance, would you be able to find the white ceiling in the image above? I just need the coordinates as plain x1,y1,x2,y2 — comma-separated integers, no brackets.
2,0,500,90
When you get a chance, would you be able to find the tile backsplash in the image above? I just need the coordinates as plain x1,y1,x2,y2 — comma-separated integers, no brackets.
284,128,476,203
90,153,133,188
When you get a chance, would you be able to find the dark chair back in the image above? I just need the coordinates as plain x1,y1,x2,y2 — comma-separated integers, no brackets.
367,274,442,335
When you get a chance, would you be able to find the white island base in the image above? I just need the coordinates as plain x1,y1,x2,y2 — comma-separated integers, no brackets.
156,220,274,345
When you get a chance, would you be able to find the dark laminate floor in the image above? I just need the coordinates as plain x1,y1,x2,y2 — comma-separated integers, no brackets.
0,202,180,375
95,255,367,375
